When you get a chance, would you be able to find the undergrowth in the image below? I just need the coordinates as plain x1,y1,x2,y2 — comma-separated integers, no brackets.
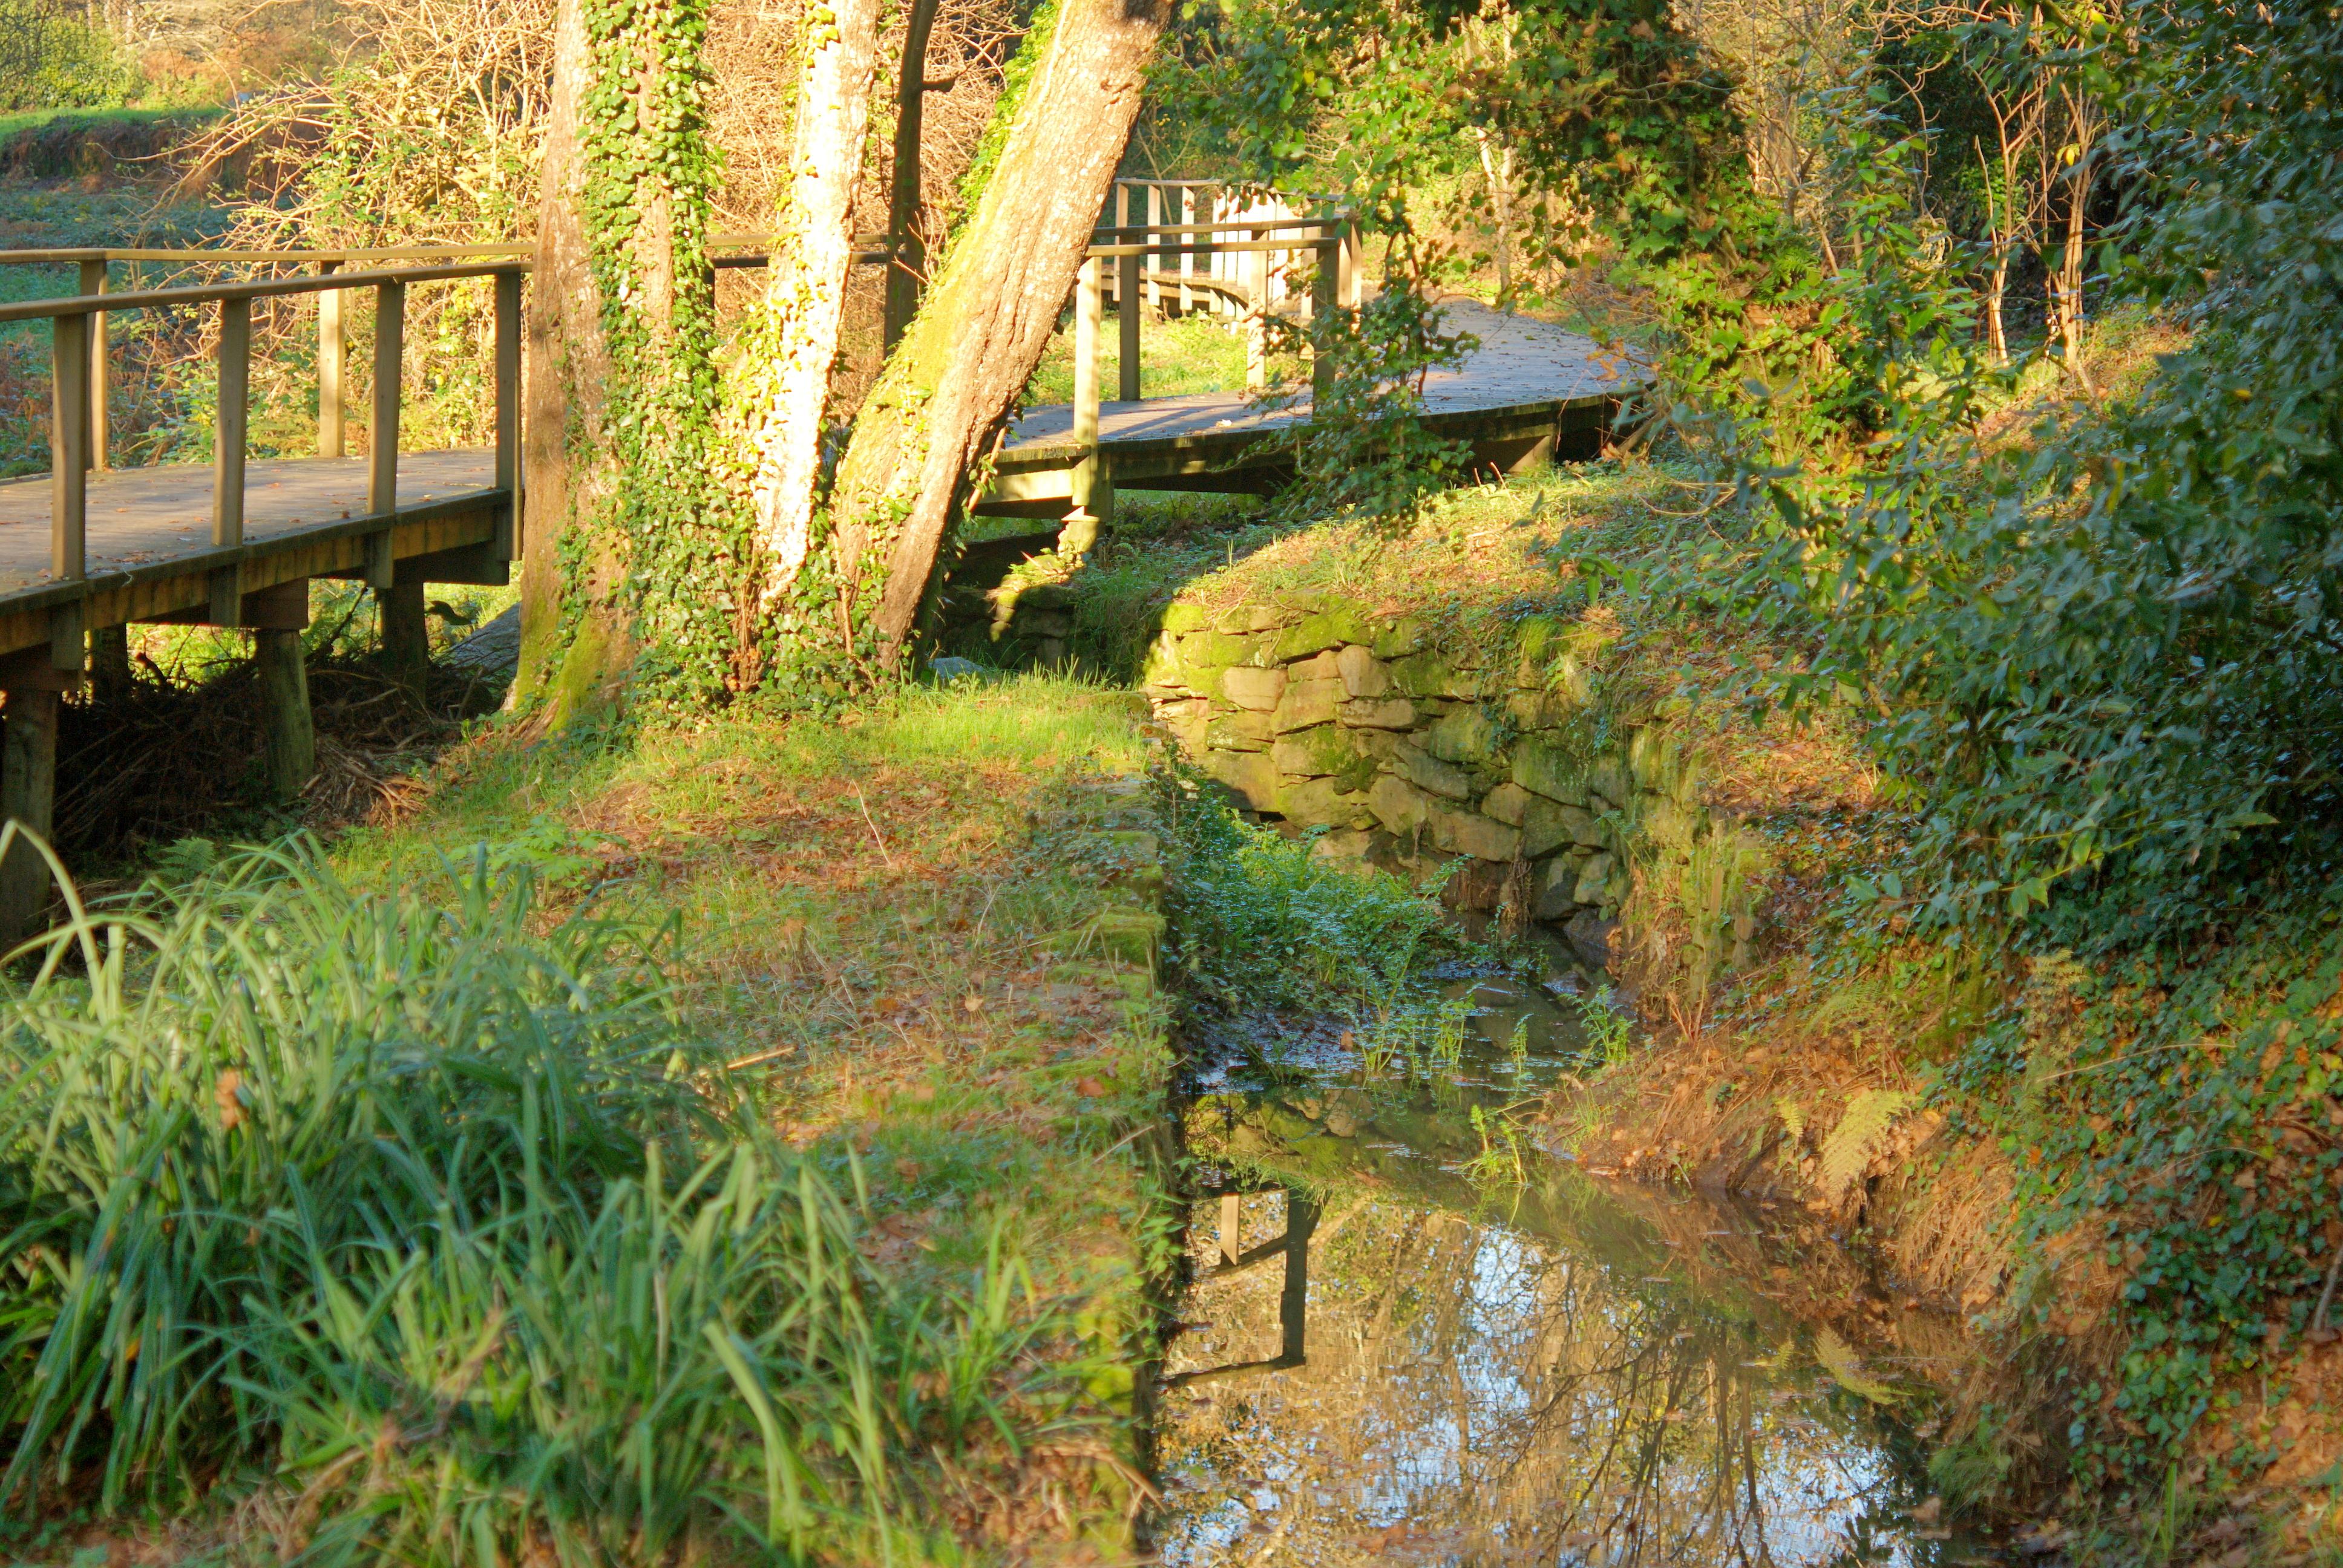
0,840,1114,1561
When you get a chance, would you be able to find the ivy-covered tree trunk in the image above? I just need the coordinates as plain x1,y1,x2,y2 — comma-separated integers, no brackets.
762,0,1171,680
736,0,883,652
517,0,727,720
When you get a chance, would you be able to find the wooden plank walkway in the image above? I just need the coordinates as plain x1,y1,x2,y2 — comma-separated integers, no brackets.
978,298,1640,514
0,452,505,664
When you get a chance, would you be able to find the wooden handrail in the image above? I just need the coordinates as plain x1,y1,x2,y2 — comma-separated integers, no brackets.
0,259,525,326
0,231,795,267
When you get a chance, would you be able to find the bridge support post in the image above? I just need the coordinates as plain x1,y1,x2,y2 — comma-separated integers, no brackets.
90,627,131,701
0,681,62,950
255,628,315,805
380,581,428,702
1067,258,1114,555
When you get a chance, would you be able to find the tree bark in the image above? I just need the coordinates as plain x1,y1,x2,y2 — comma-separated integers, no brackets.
821,0,1172,663
516,0,717,717
743,0,884,623
883,0,943,352
515,0,625,717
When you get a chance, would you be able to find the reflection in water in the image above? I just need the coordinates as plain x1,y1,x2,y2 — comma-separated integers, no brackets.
1156,967,1998,1567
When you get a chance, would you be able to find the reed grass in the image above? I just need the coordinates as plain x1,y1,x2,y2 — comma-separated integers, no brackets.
0,839,1092,1563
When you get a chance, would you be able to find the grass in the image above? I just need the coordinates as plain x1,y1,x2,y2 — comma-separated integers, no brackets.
1021,307,1302,405
0,673,1176,1563
0,105,223,141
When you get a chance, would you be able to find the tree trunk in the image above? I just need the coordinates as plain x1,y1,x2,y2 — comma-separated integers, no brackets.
516,0,721,718
514,0,625,718
741,0,884,627
883,0,942,351
817,0,1172,665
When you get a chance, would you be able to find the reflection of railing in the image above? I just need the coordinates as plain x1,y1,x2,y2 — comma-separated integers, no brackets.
1162,1185,1317,1386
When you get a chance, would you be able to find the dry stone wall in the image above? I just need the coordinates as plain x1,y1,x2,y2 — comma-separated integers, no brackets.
1141,591,1697,950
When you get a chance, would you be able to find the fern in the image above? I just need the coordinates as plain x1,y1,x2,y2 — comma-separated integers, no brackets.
1774,1096,1806,1145
1813,1327,1899,1405
1818,1088,1916,1203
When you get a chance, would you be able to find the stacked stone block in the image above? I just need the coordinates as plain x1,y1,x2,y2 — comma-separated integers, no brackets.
1141,592,1682,930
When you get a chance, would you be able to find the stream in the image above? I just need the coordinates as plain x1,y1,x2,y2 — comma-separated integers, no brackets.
1152,950,2009,1567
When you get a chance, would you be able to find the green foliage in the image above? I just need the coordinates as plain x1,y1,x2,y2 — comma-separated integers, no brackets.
0,2,128,114
1570,987,1634,1070
0,843,1096,1555
1161,0,1741,529
1653,3,2343,939
1939,904,2343,1488
1156,768,1449,1017
568,0,745,710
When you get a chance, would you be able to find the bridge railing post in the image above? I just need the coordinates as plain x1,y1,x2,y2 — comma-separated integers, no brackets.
494,267,522,561
1111,183,1127,310
1146,184,1163,316
1246,227,1268,390
367,279,405,558
318,259,344,458
1179,186,1196,315
77,259,106,471
1312,235,1339,408
1065,255,1111,558
1117,241,1141,403
48,307,88,673
210,295,251,625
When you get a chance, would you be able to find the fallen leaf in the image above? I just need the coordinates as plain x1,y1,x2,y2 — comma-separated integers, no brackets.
1074,1077,1110,1098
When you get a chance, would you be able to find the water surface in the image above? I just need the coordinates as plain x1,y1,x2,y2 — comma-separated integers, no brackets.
1154,964,2005,1567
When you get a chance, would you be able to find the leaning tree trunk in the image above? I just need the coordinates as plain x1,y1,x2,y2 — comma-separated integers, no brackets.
784,0,1172,671
882,0,943,351
738,0,883,647
516,0,725,720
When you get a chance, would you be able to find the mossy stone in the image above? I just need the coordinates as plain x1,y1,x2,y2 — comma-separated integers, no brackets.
1424,705,1498,767
1371,616,1427,658
1512,736,1590,806
1161,601,1211,636
1273,601,1378,662
1391,651,1475,699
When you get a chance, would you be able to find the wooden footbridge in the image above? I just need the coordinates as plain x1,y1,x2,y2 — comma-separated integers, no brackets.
0,179,1634,938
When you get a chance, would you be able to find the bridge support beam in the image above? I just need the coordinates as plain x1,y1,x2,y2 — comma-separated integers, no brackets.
379,581,428,701
255,628,315,805
90,626,132,702
0,676,64,950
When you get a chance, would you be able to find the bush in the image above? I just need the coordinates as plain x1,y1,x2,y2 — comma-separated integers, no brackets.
0,3,128,115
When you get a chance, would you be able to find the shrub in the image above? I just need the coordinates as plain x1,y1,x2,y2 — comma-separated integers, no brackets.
0,3,128,114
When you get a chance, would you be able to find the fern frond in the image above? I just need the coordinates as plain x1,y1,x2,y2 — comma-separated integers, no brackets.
1818,1088,1916,1203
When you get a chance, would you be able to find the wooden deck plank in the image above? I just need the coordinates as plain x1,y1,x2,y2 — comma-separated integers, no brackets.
0,449,496,597
996,299,1638,468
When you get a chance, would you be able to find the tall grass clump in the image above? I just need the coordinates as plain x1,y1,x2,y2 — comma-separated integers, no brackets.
0,841,1090,1561
1156,769,1450,1017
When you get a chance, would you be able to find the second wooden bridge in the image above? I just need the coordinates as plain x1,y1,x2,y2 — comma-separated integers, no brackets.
0,187,1638,936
